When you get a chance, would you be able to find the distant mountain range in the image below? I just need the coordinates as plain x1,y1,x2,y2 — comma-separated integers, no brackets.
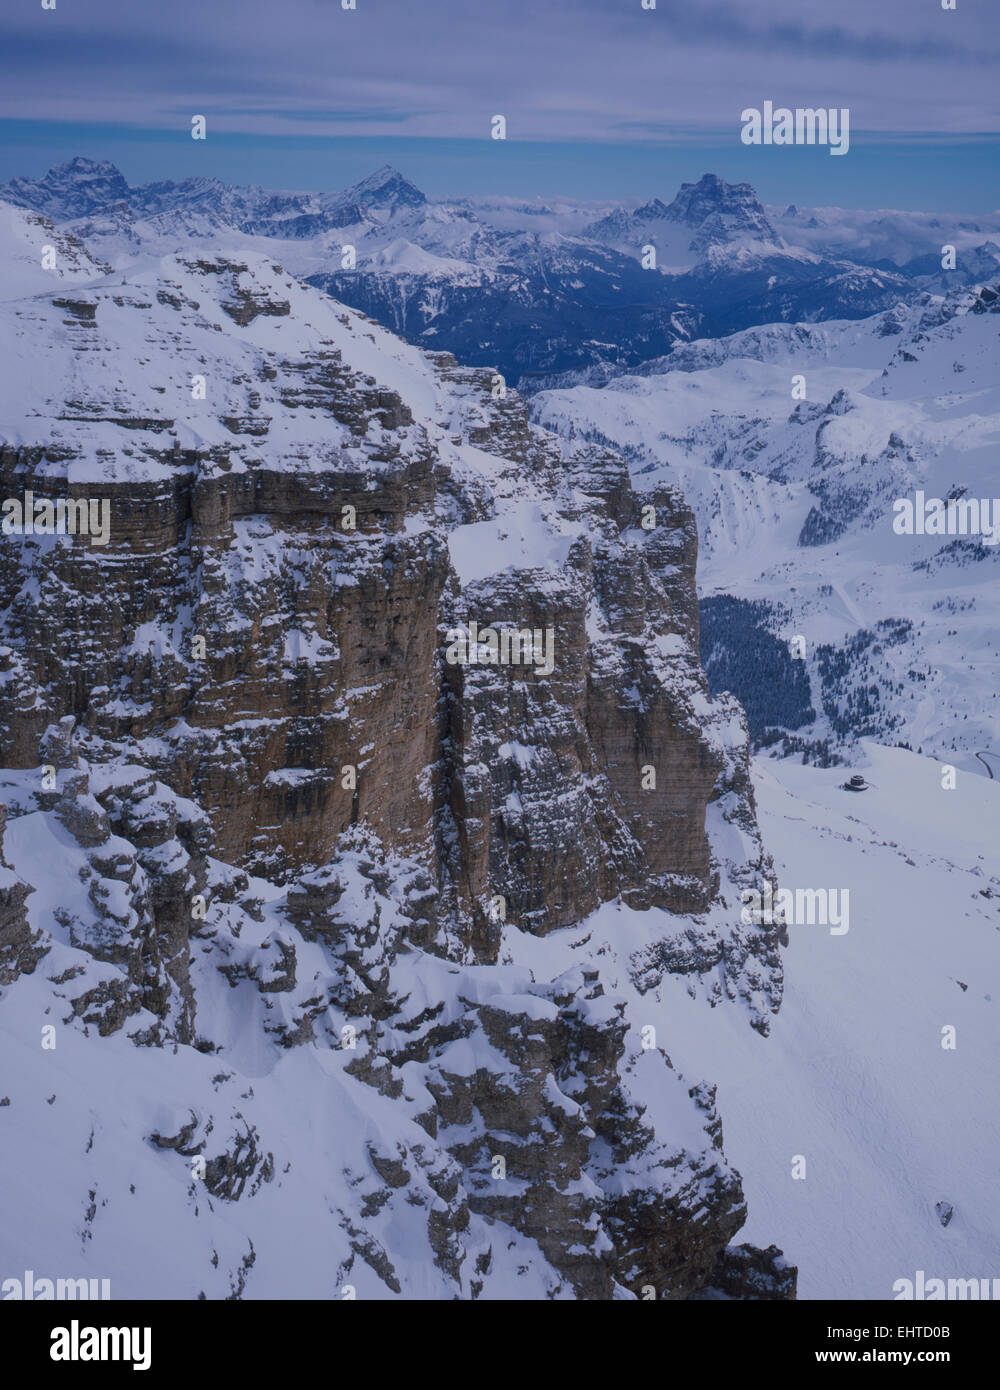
4,157,999,389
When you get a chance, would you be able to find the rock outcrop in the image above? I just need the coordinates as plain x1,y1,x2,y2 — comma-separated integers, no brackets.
0,217,790,1298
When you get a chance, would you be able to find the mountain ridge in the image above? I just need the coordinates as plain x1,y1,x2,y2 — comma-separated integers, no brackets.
3,157,974,389
0,210,790,1298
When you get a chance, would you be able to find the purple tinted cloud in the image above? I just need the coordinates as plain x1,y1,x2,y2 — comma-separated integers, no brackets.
1,0,997,141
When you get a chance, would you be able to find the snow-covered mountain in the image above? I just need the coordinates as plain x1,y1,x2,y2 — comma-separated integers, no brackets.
532,282,1000,774
0,201,112,298
1,160,427,239
586,172,781,262
1,160,996,1305
5,160,701,388
2,158,964,391
0,198,792,1299
0,156,131,221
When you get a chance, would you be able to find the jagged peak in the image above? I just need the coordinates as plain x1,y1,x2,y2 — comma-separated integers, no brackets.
665,172,769,223
9,154,128,189
0,156,131,218
50,154,126,179
338,164,427,210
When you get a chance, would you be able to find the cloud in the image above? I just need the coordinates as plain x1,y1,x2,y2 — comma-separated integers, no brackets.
1,0,996,144
629,0,997,64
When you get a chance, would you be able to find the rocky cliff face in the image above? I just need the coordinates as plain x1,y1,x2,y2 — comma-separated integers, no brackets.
0,206,790,1298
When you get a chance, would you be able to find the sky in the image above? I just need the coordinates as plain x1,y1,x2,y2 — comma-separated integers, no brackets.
1,0,998,209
